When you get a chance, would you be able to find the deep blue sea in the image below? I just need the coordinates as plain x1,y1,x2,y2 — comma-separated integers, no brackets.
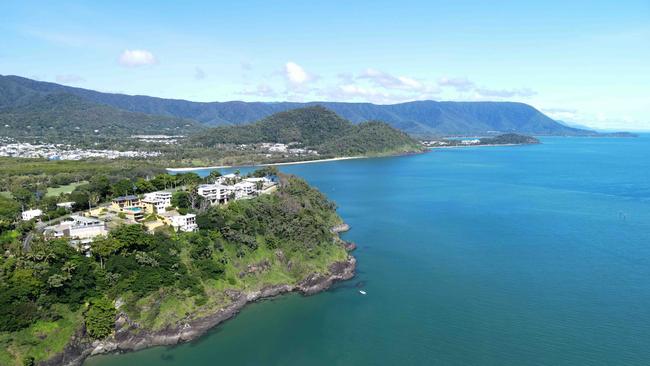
87,136,650,365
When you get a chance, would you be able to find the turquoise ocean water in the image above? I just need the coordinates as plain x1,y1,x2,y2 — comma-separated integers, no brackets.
87,136,650,365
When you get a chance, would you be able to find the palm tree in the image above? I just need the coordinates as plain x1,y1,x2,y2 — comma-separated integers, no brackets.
88,192,100,210
62,261,77,278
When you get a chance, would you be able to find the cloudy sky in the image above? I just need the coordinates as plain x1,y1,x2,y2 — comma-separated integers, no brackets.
1,0,649,130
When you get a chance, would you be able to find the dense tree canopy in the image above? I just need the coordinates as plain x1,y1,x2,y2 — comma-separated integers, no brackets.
0,168,348,364
190,106,423,156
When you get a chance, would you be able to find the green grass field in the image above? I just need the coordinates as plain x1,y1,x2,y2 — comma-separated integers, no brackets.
45,181,88,197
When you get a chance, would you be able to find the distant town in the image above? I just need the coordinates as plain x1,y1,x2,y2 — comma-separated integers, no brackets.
421,139,481,147
0,137,322,161
0,139,161,160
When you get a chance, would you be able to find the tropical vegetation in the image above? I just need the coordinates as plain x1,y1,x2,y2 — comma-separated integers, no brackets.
0,169,349,365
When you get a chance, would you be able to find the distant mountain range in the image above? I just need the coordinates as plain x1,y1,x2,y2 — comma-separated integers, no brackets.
0,74,628,137
0,76,202,138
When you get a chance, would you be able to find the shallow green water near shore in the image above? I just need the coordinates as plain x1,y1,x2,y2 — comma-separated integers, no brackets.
87,136,650,365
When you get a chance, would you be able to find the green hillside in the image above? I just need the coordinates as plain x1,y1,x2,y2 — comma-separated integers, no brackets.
191,106,424,156
0,93,204,139
318,121,423,155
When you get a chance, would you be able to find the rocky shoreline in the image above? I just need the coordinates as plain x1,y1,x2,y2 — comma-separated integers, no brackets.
41,255,356,366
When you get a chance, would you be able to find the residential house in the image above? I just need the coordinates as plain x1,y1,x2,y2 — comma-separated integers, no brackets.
243,177,273,187
141,191,172,213
21,209,43,221
56,201,75,210
216,173,239,185
233,181,257,199
68,216,108,239
169,213,198,232
110,195,140,210
44,215,107,240
197,183,231,205
110,195,144,221
243,177,270,184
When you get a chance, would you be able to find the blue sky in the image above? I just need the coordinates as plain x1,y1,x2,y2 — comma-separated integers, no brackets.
1,0,649,130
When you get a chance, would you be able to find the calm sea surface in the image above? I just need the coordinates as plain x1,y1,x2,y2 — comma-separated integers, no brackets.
87,136,650,365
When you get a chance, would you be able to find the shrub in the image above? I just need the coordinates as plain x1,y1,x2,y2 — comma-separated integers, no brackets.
84,297,116,339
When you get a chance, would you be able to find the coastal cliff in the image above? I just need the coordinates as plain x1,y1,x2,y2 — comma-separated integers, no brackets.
42,254,356,366
0,172,356,365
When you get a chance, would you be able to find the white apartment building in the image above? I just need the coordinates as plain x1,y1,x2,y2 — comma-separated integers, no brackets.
142,191,172,213
170,213,198,232
233,181,257,198
21,209,43,221
243,177,272,185
45,215,107,240
197,184,231,205
215,173,239,185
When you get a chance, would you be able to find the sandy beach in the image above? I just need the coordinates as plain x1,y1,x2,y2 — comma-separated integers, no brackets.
166,156,365,172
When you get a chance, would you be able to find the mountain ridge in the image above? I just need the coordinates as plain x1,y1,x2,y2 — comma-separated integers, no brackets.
0,89,203,139
0,74,606,137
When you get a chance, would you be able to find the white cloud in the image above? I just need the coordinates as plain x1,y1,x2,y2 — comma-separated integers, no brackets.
118,49,157,67
358,68,428,92
438,77,536,99
475,87,536,98
237,63,538,106
338,84,388,98
437,77,475,91
325,84,421,104
55,74,85,83
285,61,313,85
194,67,206,80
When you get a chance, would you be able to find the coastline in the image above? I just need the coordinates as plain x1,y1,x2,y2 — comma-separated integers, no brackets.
170,143,536,173
166,148,428,173
43,234,356,366
166,156,365,173
427,142,535,149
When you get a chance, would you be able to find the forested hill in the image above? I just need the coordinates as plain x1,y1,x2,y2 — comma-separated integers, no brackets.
1,75,600,137
190,106,424,156
0,93,203,139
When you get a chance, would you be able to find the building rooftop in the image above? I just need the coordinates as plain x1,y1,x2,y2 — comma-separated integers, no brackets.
113,195,138,202
70,215,102,225
172,213,196,219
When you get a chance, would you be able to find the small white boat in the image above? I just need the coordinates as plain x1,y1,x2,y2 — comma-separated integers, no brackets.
359,290,367,295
